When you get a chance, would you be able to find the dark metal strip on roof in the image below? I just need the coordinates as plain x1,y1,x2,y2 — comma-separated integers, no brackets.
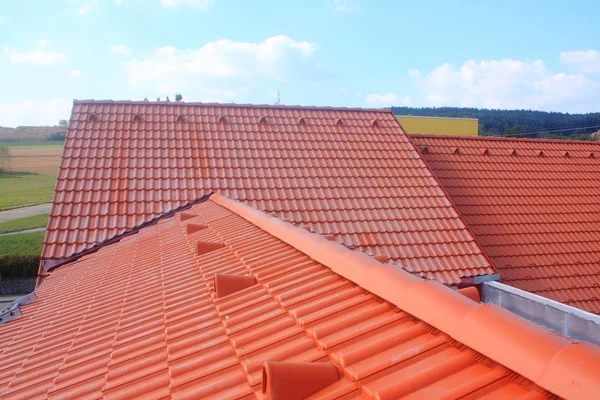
42,193,213,273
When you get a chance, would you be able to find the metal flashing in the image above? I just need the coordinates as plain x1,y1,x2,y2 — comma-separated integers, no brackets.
472,273,501,283
482,281,600,345
0,293,34,325
0,306,22,326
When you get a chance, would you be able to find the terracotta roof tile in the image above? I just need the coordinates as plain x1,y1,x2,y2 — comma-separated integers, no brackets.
43,100,495,284
410,134,600,313
4,195,600,399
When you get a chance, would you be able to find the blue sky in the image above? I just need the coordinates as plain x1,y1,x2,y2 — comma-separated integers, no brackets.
1,0,600,126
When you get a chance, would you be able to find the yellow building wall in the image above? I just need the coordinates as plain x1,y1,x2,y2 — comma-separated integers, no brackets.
396,116,478,136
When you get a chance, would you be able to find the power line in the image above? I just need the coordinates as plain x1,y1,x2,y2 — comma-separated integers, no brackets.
494,124,600,138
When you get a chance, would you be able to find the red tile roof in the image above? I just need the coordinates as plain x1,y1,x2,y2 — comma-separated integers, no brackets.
410,134,600,314
4,194,600,399
43,100,495,284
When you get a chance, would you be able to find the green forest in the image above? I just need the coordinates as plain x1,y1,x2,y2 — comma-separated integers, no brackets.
391,107,600,140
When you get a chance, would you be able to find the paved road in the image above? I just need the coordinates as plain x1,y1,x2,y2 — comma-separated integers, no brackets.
0,203,52,223
0,227,46,237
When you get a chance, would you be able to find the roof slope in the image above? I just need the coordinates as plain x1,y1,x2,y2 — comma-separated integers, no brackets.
410,134,600,314
4,194,600,399
44,100,494,284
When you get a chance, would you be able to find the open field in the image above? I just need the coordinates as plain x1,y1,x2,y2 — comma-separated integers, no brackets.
3,145,63,175
3,141,64,148
0,173,56,210
0,126,66,142
0,214,49,234
0,231,44,278
0,139,61,211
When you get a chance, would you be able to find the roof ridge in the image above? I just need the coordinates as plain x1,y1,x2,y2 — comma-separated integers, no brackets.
409,133,600,146
210,193,600,399
73,99,393,113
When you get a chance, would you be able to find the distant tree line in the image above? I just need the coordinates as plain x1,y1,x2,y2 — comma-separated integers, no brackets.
392,107,600,140
48,131,66,141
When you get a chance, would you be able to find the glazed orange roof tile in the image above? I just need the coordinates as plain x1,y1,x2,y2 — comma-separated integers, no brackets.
3,194,600,399
410,134,600,314
43,100,495,285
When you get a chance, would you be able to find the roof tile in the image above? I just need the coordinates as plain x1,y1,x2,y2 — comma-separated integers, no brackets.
5,196,599,398
43,101,494,285
411,134,600,313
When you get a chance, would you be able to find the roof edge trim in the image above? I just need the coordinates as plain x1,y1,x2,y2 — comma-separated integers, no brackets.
211,193,600,398
73,99,393,113
408,133,600,146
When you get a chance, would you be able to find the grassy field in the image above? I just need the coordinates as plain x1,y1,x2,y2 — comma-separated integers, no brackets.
5,147,62,175
0,173,56,210
0,143,56,277
0,231,45,254
0,213,49,234
0,231,44,278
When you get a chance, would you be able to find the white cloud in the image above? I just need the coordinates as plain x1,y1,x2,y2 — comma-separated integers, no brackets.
560,50,600,73
76,0,98,15
37,39,50,47
160,0,214,8
365,93,411,106
0,100,72,127
330,0,359,12
69,69,87,79
0,16,6,20
110,44,132,55
409,57,600,112
2,46,67,66
125,35,322,100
